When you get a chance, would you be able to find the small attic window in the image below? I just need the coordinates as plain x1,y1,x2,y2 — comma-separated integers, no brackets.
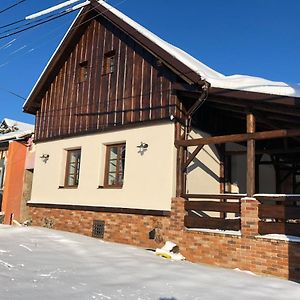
103,50,115,75
78,60,88,82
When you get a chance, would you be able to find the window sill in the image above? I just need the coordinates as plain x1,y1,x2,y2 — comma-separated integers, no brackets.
58,186,78,189
98,185,122,189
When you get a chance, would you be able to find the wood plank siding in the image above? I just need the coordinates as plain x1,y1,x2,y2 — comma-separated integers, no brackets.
34,15,184,141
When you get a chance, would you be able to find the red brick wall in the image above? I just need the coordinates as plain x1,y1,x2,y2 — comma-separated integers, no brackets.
29,206,169,248
29,197,300,282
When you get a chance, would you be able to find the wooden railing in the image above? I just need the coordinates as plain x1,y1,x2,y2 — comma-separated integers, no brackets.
184,194,245,231
256,194,300,236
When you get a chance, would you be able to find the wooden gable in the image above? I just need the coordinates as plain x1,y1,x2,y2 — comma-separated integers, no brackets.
26,6,199,142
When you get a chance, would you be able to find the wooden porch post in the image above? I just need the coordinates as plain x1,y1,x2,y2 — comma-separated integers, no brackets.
247,111,256,197
218,144,226,218
175,122,185,197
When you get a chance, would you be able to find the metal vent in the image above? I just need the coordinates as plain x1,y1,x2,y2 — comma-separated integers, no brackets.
92,220,105,238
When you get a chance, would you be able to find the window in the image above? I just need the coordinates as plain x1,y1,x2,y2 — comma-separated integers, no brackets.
65,149,81,187
103,50,115,74
104,143,125,188
78,60,88,82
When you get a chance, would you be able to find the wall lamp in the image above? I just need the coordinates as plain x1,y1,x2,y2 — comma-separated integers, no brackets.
137,142,148,155
40,153,50,163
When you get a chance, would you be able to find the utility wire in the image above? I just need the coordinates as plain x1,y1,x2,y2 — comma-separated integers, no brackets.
0,10,75,36
0,19,24,30
0,9,75,41
0,0,26,15
0,0,128,100
0,86,26,100
0,0,127,65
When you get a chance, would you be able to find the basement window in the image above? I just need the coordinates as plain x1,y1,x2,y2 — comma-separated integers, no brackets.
104,143,126,188
103,50,115,75
78,60,88,82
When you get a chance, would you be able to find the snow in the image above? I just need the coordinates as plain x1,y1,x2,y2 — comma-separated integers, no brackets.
24,0,300,110
25,0,81,20
67,0,91,12
254,193,300,197
187,228,242,236
256,234,300,243
0,118,34,142
0,225,299,300
97,0,300,98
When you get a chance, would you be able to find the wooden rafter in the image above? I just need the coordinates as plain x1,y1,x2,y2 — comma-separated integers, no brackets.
176,128,300,147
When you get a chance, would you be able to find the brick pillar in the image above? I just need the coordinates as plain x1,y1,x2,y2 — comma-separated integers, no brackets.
170,197,186,231
241,197,259,237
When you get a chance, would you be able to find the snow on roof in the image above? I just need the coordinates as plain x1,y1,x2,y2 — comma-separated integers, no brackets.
23,0,300,110
0,118,34,142
99,0,300,98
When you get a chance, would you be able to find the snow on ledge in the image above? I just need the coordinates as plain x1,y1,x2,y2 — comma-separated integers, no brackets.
256,234,300,243
254,193,300,197
186,228,241,236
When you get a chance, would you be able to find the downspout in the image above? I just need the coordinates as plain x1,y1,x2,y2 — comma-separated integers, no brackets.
184,80,210,138
181,80,210,196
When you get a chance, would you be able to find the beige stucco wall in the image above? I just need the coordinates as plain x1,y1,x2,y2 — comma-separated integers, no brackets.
29,122,176,211
186,129,220,195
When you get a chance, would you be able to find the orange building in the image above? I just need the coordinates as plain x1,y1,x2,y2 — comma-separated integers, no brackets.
0,119,34,224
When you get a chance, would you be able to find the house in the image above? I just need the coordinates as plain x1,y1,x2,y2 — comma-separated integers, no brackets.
0,118,34,224
23,1,300,281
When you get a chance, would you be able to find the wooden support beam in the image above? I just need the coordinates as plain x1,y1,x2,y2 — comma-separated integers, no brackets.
254,112,300,144
208,97,300,117
218,144,226,218
175,122,184,197
226,146,300,155
175,128,300,147
247,111,256,197
182,145,204,171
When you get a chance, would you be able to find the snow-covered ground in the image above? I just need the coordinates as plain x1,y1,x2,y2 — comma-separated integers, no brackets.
0,225,299,300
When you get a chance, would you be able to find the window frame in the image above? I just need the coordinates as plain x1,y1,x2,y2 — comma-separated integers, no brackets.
102,50,116,75
64,148,81,188
78,60,88,83
104,143,126,188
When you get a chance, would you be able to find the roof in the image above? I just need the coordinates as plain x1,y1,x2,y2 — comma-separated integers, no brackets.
23,0,300,114
0,118,34,142
97,1,300,98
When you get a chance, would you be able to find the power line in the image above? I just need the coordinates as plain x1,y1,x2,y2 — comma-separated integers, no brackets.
0,19,24,30
0,9,75,41
0,86,26,100
0,0,128,66
0,10,75,36
0,0,27,15
0,0,129,101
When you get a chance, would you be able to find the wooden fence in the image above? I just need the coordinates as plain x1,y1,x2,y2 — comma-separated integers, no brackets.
184,194,244,231
256,195,300,236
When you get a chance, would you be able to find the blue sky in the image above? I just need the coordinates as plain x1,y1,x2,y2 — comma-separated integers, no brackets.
0,0,299,124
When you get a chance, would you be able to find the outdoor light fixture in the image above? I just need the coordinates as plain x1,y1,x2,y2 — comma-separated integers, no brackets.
40,153,50,163
137,142,148,155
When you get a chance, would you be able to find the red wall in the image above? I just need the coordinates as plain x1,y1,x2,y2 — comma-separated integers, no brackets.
2,141,27,224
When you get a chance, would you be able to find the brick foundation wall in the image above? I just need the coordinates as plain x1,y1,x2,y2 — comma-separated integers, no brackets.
29,197,300,282
29,206,169,248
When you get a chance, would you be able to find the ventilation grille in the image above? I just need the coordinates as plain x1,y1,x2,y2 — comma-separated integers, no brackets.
92,220,105,238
